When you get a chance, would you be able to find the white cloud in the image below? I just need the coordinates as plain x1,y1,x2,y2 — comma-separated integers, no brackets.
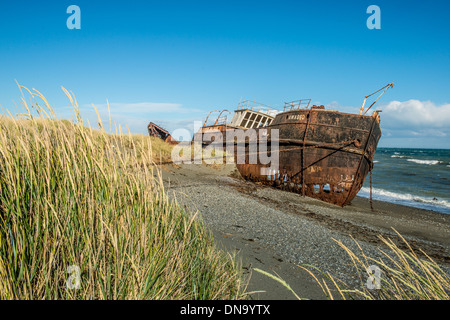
324,99,450,148
326,99,450,129
376,100,450,148
381,100,450,128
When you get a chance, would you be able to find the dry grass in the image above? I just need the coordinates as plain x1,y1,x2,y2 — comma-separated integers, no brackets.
323,230,450,300
0,85,245,299
256,229,450,300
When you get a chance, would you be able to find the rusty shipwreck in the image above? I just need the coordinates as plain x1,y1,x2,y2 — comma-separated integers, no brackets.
194,83,394,207
148,122,178,144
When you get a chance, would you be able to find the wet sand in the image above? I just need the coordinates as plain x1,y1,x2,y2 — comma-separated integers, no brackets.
159,163,450,300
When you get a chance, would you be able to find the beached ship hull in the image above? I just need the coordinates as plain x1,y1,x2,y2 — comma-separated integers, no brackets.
195,84,393,206
235,108,381,207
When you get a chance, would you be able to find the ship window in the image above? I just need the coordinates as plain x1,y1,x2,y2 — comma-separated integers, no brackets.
313,185,320,194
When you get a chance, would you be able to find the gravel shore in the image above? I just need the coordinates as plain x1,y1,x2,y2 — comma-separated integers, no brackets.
159,163,450,300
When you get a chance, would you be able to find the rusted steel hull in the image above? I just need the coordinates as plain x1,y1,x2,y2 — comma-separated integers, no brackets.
235,109,381,207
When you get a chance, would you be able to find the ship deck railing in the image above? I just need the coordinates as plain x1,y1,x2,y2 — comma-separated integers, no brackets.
237,100,277,112
283,99,311,111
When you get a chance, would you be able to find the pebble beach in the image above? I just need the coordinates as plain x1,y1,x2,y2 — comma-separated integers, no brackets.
160,163,450,300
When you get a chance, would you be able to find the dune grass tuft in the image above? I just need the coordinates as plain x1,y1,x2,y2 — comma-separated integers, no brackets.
0,85,245,300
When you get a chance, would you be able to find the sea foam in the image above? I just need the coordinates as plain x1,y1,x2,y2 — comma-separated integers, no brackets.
406,159,441,165
359,187,450,210
391,155,407,158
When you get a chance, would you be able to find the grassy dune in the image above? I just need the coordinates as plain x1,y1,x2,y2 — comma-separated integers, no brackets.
0,86,244,299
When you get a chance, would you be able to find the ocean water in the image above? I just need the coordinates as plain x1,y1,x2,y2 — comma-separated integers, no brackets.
358,148,450,214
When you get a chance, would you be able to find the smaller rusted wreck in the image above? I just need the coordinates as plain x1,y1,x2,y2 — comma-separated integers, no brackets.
147,122,177,144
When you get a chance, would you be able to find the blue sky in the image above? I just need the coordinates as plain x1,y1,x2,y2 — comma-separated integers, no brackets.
0,0,449,148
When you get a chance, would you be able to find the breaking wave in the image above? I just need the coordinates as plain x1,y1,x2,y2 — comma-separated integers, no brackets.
406,159,442,165
359,187,450,213
391,154,407,158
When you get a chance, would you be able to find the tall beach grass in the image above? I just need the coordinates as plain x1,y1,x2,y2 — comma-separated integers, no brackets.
0,85,245,299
